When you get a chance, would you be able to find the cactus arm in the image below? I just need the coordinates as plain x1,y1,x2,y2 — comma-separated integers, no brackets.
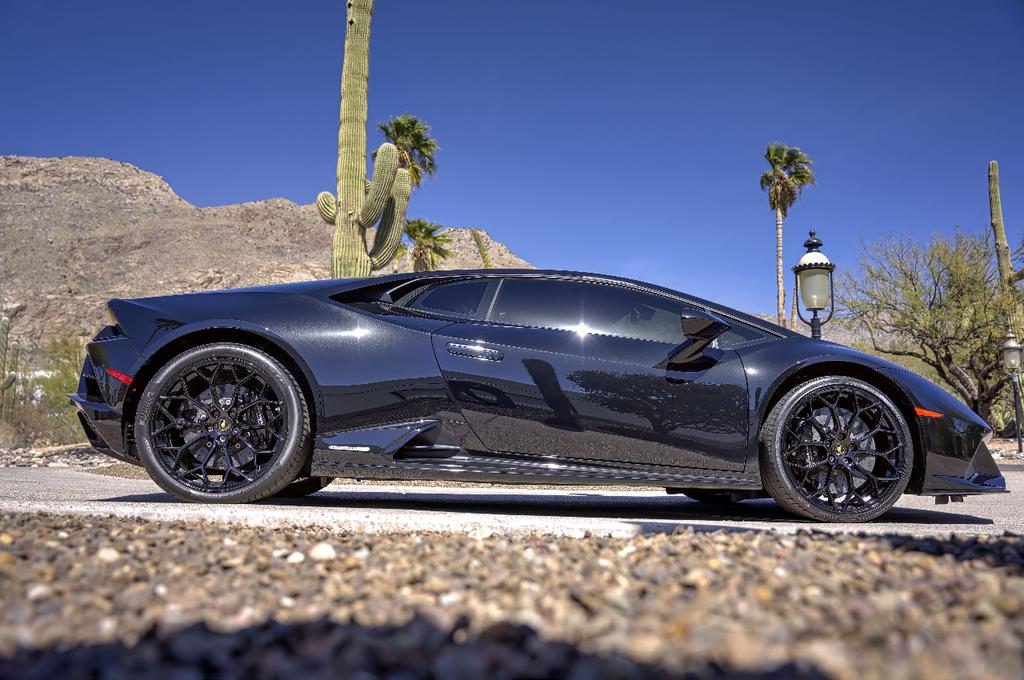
0,316,8,377
369,168,411,270
358,143,399,229
316,192,338,224
1,341,16,423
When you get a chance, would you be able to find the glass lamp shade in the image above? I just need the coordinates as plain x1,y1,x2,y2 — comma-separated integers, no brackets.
795,247,834,312
1003,336,1022,372
798,267,832,312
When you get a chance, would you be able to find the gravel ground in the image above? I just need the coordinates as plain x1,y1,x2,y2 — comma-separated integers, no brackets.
991,438,1024,461
0,513,1022,679
0,445,111,469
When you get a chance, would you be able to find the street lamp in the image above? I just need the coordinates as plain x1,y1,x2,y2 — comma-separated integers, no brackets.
1002,328,1023,453
792,229,836,340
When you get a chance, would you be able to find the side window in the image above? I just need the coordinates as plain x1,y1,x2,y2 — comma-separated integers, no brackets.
489,278,584,330
408,279,491,319
489,277,769,347
579,283,686,344
717,322,767,349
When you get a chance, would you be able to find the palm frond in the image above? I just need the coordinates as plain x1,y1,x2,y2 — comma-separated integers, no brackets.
377,114,440,189
760,142,815,213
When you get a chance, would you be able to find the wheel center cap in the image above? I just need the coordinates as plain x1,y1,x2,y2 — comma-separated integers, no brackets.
217,418,231,432
835,443,847,455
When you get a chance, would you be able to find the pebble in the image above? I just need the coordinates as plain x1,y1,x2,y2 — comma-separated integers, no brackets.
25,584,51,602
308,542,336,561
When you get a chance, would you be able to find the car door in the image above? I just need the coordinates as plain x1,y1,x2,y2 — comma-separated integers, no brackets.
565,281,752,471
428,277,594,459
428,276,752,471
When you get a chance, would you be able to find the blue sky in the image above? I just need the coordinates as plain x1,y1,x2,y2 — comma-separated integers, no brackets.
2,1,1023,313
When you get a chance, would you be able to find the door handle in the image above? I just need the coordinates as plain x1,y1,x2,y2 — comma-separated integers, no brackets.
447,342,504,362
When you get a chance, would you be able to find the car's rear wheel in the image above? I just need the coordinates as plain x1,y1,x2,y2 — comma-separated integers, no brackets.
760,376,913,522
134,343,311,503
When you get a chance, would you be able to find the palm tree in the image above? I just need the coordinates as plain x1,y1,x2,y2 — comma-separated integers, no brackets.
404,219,452,272
760,144,815,327
377,115,439,189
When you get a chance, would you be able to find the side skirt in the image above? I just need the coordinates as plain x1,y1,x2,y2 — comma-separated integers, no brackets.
312,452,762,490
311,419,762,490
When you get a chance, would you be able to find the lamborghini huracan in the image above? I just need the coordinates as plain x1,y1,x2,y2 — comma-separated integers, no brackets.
71,269,1006,521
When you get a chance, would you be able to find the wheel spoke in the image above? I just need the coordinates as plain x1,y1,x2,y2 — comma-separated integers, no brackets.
838,468,856,512
852,424,896,444
151,421,181,437
796,459,829,473
235,399,279,416
844,394,864,430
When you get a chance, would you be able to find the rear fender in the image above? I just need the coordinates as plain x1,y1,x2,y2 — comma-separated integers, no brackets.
115,320,323,455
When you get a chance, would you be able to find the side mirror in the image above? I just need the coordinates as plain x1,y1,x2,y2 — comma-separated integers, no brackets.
664,311,731,369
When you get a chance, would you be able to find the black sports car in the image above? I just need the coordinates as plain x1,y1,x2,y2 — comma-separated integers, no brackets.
71,269,1006,522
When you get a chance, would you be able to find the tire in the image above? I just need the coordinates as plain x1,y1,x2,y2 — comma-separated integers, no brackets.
678,489,739,505
760,376,913,522
275,476,332,498
134,343,312,503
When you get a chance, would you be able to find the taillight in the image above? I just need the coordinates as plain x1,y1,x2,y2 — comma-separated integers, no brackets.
106,368,133,385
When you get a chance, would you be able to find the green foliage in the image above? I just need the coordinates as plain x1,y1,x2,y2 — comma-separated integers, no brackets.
0,335,87,447
840,230,1015,423
404,219,452,272
759,144,816,218
377,114,439,189
471,229,493,268
316,0,413,278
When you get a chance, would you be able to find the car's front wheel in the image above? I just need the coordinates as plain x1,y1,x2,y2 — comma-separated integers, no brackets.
760,376,913,522
134,343,311,503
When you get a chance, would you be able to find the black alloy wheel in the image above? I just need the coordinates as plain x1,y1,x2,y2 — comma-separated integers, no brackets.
760,376,913,522
134,343,311,503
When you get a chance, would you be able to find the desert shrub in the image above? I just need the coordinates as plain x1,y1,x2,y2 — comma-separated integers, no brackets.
1,336,86,447
840,230,1015,424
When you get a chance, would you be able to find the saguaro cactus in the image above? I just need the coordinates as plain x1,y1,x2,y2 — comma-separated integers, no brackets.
472,229,494,268
317,0,411,278
990,160,1014,289
0,317,17,424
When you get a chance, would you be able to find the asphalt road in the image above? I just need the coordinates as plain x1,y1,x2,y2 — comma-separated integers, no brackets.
0,466,1020,537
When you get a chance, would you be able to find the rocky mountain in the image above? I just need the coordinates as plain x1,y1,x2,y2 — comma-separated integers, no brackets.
0,156,532,356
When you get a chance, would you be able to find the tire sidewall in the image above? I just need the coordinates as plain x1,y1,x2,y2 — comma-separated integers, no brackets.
761,376,913,522
134,343,309,503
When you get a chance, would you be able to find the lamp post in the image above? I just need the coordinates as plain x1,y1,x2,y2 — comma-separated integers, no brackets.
792,229,836,340
1001,329,1024,453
